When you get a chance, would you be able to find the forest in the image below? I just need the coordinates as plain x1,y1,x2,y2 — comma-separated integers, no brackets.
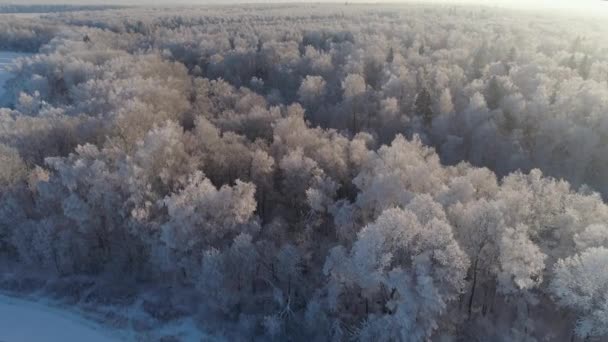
0,3,608,341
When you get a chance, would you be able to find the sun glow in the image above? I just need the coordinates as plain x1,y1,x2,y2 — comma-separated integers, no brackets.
397,0,605,9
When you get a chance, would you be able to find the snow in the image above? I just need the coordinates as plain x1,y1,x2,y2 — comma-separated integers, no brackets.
0,294,123,342
0,51,31,99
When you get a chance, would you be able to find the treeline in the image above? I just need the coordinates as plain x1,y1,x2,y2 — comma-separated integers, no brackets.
0,4,607,341
0,18,60,53
0,4,126,14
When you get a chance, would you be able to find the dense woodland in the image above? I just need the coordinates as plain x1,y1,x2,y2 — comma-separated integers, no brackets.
1,3,608,341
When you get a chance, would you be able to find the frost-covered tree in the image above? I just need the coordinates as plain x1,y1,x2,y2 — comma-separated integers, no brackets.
298,75,326,108
551,248,608,339
323,207,469,341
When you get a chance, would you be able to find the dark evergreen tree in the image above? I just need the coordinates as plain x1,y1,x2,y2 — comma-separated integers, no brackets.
414,87,433,126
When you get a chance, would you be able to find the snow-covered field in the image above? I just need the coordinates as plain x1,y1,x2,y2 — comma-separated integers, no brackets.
0,295,122,342
0,51,31,99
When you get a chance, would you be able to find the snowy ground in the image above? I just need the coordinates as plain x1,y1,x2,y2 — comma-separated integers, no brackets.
0,51,31,100
0,294,124,342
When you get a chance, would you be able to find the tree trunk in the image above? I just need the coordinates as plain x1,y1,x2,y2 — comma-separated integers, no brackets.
468,257,479,317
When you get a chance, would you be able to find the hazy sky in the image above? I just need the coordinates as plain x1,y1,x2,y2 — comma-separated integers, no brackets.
2,0,608,12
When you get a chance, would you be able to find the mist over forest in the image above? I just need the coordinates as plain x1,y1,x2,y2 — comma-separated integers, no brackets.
1,3,608,341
